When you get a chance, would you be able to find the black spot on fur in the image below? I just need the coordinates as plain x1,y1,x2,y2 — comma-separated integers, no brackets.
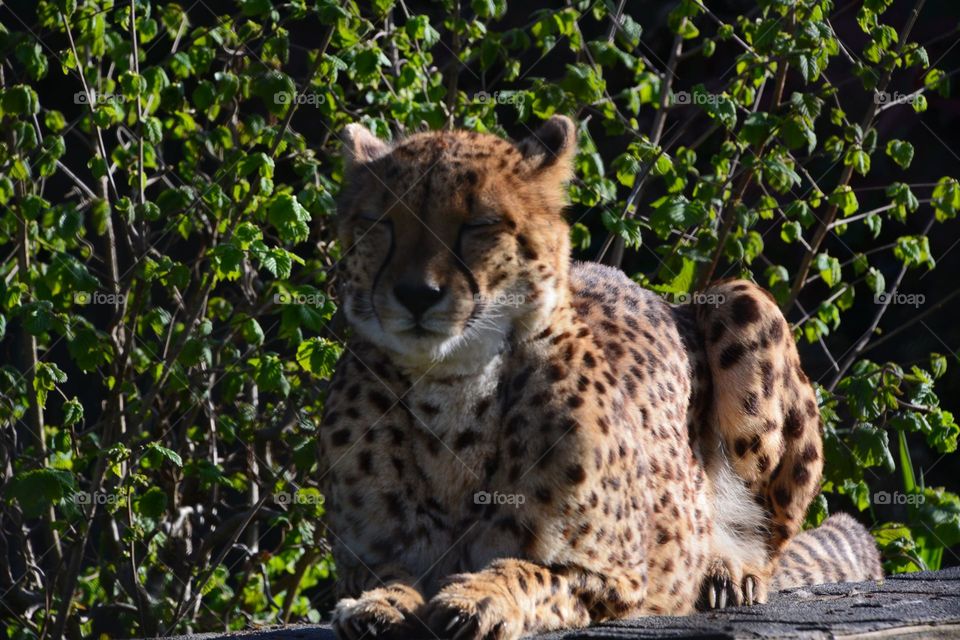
368,390,392,413
710,320,726,343
774,486,792,508
358,450,373,475
784,407,804,439
767,318,784,343
474,397,491,418
719,343,746,368
760,361,774,396
567,465,587,484
455,430,479,450
801,442,819,462
732,295,761,325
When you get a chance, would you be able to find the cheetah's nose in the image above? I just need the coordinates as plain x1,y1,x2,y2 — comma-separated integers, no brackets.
393,282,446,319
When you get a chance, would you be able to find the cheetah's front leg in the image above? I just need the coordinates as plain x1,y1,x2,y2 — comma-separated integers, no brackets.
424,559,645,640
692,280,824,608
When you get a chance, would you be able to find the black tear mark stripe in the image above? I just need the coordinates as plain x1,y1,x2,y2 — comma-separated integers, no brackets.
453,222,481,296
369,219,396,307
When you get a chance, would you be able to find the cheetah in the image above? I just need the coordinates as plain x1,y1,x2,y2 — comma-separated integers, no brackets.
319,115,881,639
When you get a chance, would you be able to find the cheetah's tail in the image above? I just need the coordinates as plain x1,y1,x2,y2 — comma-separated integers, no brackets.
771,513,883,590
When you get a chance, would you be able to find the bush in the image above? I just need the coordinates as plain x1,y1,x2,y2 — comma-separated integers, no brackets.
0,0,957,637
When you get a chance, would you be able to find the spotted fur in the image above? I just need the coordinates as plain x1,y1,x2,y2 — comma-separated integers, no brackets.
320,116,880,640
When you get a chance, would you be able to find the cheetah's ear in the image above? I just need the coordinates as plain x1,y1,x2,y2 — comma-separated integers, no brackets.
341,122,391,167
517,115,577,180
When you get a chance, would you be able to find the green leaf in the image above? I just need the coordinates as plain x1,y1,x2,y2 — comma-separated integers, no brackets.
6,469,74,518
844,146,871,176
63,398,84,427
601,210,643,249
804,493,829,528
851,423,895,472
405,15,440,48
781,220,802,244
146,442,183,467
741,112,778,146
885,139,914,169
266,194,311,244
570,222,591,251
137,487,168,518
927,410,958,454
15,41,48,81
872,521,925,573
1,85,40,115
932,177,960,221
241,318,265,345
253,353,290,395
918,488,960,547
296,338,342,379
894,235,934,269
886,182,920,221
814,253,842,287
930,354,948,379
829,185,859,216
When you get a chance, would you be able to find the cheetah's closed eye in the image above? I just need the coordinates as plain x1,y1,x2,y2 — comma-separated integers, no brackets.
320,116,882,640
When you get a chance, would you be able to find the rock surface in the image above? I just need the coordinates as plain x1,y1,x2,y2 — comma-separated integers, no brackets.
168,567,960,639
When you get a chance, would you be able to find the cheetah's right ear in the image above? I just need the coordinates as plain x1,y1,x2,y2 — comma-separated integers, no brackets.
341,123,391,167
517,115,577,180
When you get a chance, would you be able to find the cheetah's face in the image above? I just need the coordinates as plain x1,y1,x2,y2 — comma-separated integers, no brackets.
336,117,577,369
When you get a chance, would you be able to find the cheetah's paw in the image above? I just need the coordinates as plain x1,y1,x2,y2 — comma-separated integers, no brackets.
425,579,523,640
332,593,417,640
699,560,769,609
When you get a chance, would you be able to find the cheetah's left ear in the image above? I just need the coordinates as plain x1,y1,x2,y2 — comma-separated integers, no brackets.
341,122,391,168
517,115,577,181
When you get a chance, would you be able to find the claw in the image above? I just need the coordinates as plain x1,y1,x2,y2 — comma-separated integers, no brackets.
444,613,464,633
717,580,728,609
707,582,717,609
451,615,480,640
350,619,365,640
337,620,359,640
744,576,755,606
483,621,504,640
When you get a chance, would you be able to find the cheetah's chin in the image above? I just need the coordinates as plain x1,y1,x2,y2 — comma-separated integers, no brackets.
369,321,508,374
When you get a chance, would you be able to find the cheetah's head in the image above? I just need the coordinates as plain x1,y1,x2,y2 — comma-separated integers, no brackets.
336,116,577,371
